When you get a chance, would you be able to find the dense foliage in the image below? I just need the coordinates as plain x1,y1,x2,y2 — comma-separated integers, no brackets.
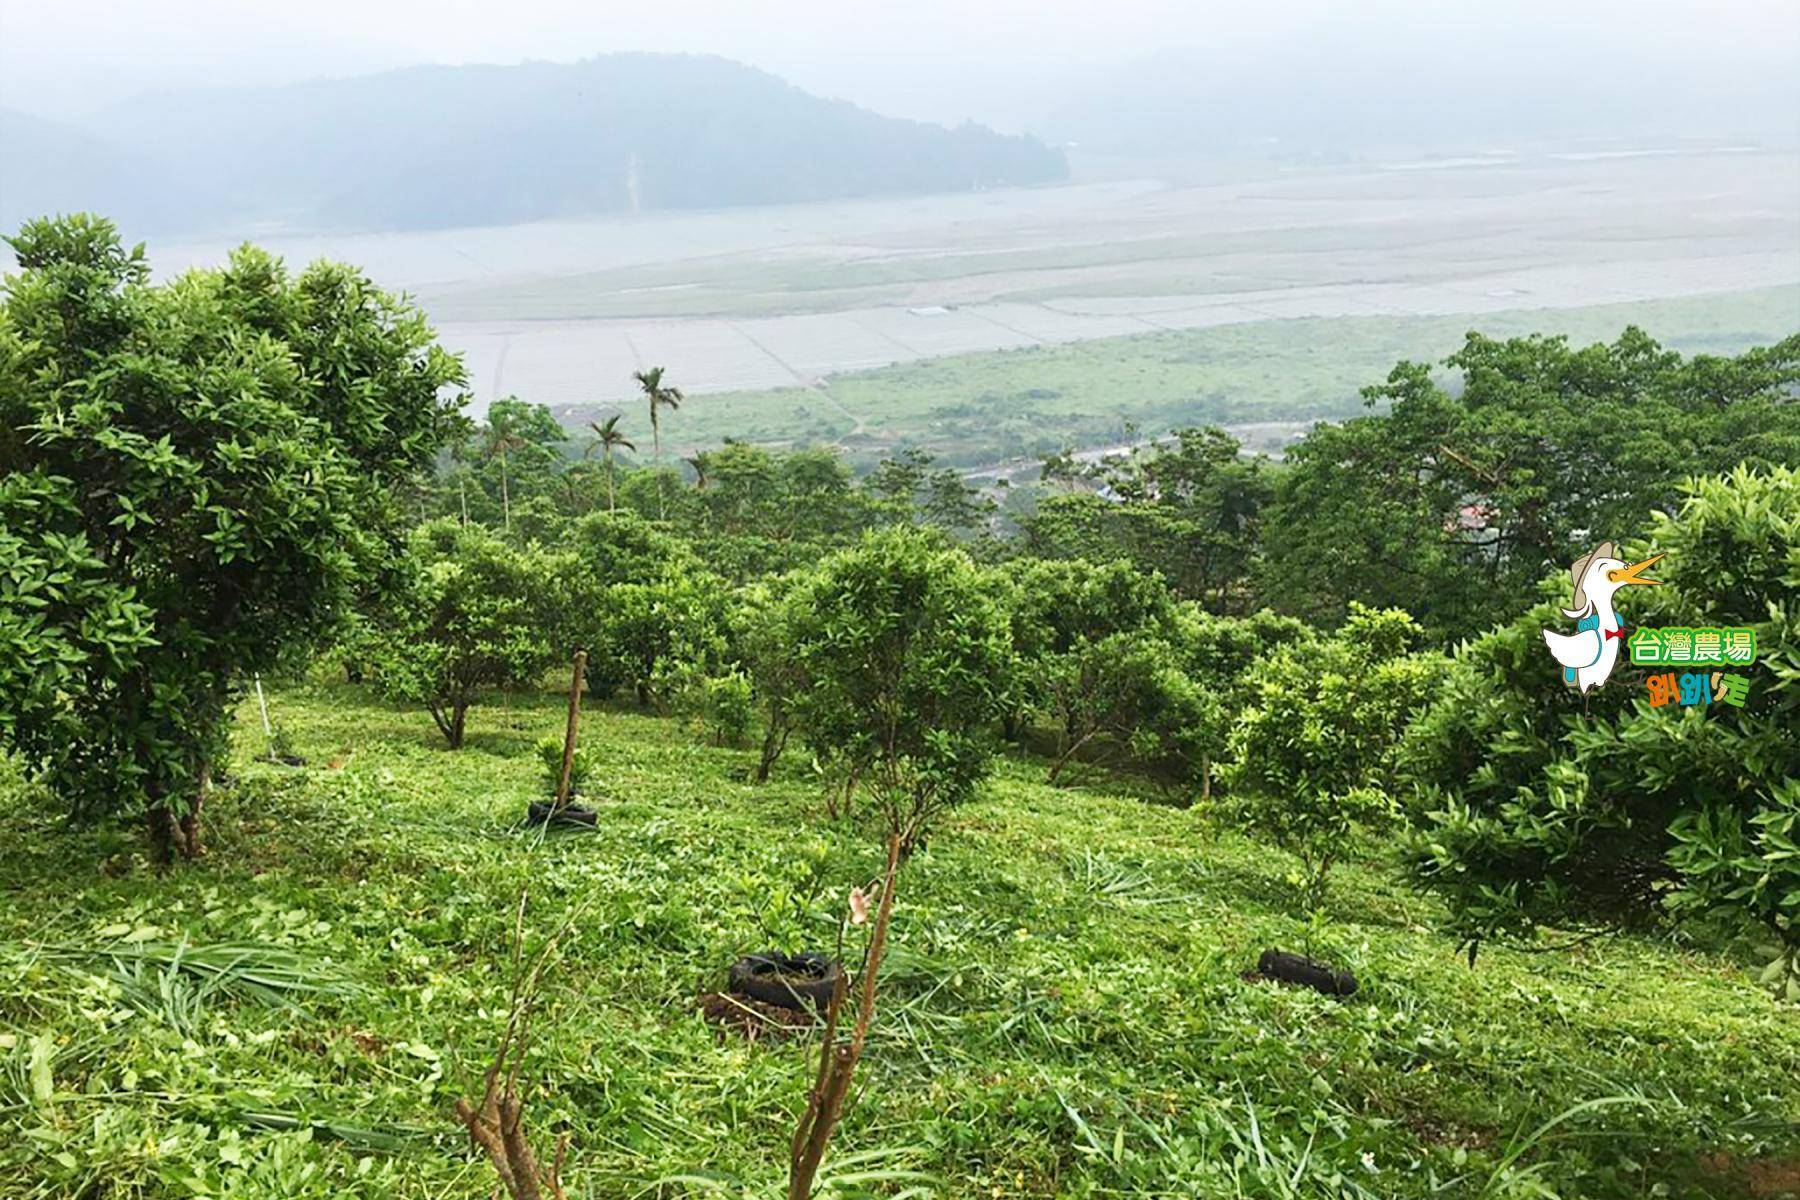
783,529,1013,851
1221,606,1446,909
1261,329,1800,639
0,216,463,852
364,523,565,749
1403,466,1800,992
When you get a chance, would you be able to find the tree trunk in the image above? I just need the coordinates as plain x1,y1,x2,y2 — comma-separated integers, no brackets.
147,803,176,864
1047,729,1103,786
428,702,457,747
177,766,207,859
450,702,468,750
755,723,788,784
1199,753,1211,803
651,412,665,520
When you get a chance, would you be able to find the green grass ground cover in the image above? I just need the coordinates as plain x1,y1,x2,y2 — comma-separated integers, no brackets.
2,685,1796,1198
677,287,1800,464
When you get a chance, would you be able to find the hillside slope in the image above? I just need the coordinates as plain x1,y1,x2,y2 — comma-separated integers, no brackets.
0,685,1793,1197
31,55,1067,235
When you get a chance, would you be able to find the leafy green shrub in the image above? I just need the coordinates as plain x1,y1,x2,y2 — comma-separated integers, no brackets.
1043,632,1217,791
1404,464,1800,993
1221,605,1446,910
560,511,727,710
730,578,808,782
1173,606,1315,800
1403,465,1800,991
786,528,1013,851
534,735,597,800
0,216,463,854
1007,558,1201,784
367,522,563,748
691,671,755,748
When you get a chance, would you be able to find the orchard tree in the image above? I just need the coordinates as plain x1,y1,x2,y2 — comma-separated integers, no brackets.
1404,466,1800,994
731,577,809,783
786,528,1013,853
1020,428,1269,611
1220,605,1446,910
865,447,994,539
561,510,727,709
687,443,876,579
1172,606,1315,800
1006,557,1187,777
1042,632,1216,790
0,216,464,857
368,522,563,748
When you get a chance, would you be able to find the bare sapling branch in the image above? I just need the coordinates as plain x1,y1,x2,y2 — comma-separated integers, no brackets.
788,834,901,1200
453,889,592,1200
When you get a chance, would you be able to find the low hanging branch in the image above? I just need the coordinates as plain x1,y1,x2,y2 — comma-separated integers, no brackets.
788,834,901,1200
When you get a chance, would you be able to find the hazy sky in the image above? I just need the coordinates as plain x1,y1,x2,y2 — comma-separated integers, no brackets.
2,0,1796,131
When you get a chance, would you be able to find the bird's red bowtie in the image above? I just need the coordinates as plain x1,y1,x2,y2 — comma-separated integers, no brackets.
1604,626,1626,641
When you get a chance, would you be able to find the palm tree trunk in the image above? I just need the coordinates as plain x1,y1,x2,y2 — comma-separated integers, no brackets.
605,449,616,512
500,451,511,533
650,409,664,520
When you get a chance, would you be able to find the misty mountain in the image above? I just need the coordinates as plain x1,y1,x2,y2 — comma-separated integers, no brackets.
6,55,1068,236
0,109,193,235
1046,22,1800,156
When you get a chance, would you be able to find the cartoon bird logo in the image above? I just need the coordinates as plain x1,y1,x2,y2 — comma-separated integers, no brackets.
1542,542,1663,692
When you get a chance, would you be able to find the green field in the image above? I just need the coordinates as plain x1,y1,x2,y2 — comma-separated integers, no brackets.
4,685,1795,1198
668,286,1800,467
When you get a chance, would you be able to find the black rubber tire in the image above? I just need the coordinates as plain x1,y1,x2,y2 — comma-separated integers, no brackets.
727,952,845,1011
526,800,598,828
1257,948,1357,997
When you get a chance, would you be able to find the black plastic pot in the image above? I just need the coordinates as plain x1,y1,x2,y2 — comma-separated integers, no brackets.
1256,948,1357,997
526,800,598,828
727,952,845,1011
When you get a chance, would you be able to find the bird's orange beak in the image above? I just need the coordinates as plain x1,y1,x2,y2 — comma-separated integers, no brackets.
1607,554,1664,587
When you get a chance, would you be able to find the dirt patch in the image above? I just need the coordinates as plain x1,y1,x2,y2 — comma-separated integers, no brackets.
1699,1152,1800,1199
1402,1112,1493,1152
698,991,817,1043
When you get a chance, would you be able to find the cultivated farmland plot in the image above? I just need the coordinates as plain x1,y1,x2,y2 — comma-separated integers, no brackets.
115,149,1800,429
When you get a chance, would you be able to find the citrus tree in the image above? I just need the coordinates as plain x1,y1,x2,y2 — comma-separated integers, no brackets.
561,511,728,710
0,216,464,855
1221,605,1446,910
1404,465,1800,994
367,522,563,749
786,528,1013,853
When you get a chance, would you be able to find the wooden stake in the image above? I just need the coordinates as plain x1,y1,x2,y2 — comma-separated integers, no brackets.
554,651,586,811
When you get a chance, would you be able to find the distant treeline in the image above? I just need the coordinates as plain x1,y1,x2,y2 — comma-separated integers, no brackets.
1,55,1069,234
